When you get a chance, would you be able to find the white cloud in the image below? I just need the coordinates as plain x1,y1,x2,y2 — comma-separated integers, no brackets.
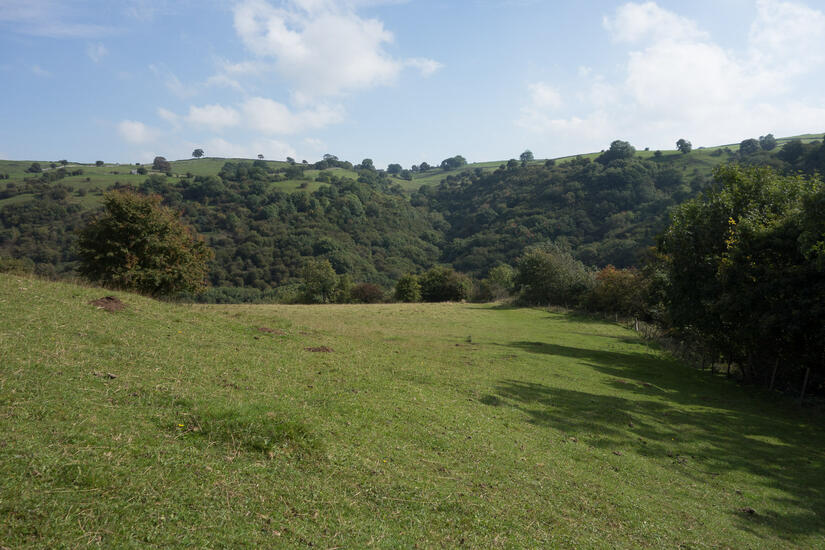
522,1,825,152
232,0,440,96
241,96,344,134
749,0,825,77
186,104,241,130
203,74,245,92
31,65,50,77
149,64,197,98
157,107,179,125
86,42,107,63
405,58,444,77
527,82,562,110
117,120,160,145
603,1,706,43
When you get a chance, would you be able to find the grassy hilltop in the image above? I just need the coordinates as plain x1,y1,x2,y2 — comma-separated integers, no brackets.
2,273,824,548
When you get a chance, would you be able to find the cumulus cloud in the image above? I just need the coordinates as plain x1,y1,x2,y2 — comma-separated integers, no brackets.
162,97,345,136
117,120,160,145
232,0,441,96
186,104,241,130
603,1,706,43
521,1,825,151
527,83,562,110
241,97,344,134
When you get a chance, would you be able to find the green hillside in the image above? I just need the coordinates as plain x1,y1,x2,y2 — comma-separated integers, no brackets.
1,273,823,547
2,133,824,291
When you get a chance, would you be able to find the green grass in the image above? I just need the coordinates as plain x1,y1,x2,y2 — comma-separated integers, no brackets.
1,274,823,548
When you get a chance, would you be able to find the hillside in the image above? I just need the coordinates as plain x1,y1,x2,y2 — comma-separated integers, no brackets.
1,273,824,547
1,133,824,293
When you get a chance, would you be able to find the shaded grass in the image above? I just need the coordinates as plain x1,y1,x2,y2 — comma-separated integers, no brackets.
1,275,824,548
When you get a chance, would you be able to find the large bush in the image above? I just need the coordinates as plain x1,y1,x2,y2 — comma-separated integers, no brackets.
394,274,421,302
77,191,213,296
419,266,472,302
514,243,593,306
584,265,644,317
351,282,384,303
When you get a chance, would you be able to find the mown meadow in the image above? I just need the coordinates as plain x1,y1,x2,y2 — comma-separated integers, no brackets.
1,273,824,548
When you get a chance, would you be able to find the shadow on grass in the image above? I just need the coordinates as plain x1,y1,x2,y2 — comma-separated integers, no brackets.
481,340,825,541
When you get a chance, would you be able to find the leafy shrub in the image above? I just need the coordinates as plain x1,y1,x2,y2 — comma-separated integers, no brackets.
77,191,213,296
0,255,34,275
514,243,594,306
351,282,384,303
395,274,421,302
419,266,472,302
584,265,644,317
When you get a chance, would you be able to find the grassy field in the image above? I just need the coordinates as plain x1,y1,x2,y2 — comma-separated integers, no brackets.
1,274,823,548
4,132,823,197
0,158,346,209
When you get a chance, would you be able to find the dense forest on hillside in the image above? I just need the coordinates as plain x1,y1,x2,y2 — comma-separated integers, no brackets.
2,136,825,295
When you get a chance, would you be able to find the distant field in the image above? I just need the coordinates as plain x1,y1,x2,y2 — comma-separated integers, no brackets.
1,274,823,548
3,132,823,197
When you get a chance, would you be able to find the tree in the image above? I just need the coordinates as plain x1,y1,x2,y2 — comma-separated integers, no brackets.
514,243,593,306
659,164,825,390
192,148,205,158
300,258,338,303
95,160,104,167
59,159,68,165
359,158,375,171
419,266,472,302
26,162,42,173
77,191,213,296
351,282,384,303
739,138,760,156
759,134,777,151
596,140,635,164
257,154,264,160
152,156,171,172
387,163,402,175
440,155,468,171
286,157,295,164
676,139,692,154
395,274,421,302
584,265,644,317
419,162,432,172
520,150,534,166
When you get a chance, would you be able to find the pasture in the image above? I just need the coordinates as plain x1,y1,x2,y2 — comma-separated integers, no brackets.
1,274,823,548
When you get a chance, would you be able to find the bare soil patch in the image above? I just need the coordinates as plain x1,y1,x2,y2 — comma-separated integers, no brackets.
89,296,125,312
258,327,286,335
305,346,333,353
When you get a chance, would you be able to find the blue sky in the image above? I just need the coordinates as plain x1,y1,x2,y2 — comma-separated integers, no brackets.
2,0,825,168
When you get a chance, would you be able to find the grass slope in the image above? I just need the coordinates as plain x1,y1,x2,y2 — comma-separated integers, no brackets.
2,275,824,547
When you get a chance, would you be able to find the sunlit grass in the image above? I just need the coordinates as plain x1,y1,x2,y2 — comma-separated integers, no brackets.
1,274,824,548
